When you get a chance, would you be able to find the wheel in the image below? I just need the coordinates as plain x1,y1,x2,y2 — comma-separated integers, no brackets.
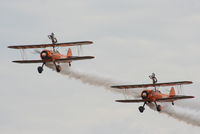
156,105,162,112
56,65,61,72
69,62,71,67
37,66,43,73
138,106,145,113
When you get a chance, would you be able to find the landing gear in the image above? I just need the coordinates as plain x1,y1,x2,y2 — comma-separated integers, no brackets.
156,105,162,112
69,62,71,67
56,65,61,72
53,62,61,72
138,102,146,113
37,63,45,74
37,66,43,73
154,101,162,112
138,106,145,113
172,102,174,105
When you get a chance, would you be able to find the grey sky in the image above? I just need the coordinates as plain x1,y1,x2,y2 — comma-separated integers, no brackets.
1,0,200,134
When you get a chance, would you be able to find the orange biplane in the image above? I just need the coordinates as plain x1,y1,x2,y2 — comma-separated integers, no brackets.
8,33,94,73
111,73,194,113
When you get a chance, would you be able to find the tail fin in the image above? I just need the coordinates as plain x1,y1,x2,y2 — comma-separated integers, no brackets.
169,87,175,97
67,48,72,57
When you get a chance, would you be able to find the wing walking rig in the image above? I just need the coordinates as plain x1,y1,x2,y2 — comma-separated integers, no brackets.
111,73,194,113
8,33,95,73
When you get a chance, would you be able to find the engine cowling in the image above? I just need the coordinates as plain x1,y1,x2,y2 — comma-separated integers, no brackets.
40,50,49,59
141,91,149,99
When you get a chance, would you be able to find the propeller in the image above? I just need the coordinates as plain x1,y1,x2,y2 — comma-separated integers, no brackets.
32,49,41,54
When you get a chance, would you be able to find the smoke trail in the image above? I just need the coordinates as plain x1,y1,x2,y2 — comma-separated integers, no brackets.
46,63,140,98
148,103,200,127
175,100,200,111
46,64,200,127
164,105,200,126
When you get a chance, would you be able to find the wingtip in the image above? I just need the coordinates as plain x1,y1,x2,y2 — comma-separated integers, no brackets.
86,56,95,59
110,86,120,89
185,81,193,84
90,56,95,59
88,41,94,44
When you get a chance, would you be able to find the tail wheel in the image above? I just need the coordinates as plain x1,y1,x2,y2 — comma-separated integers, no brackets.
56,65,61,72
37,66,43,73
156,105,162,112
138,106,145,113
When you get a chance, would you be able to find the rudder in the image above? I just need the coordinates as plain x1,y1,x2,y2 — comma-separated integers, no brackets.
67,48,72,57
169,87,175,97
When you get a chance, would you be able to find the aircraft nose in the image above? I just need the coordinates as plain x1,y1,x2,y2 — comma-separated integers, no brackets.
141,91,148,99
41,52,47,57
40,51,49,59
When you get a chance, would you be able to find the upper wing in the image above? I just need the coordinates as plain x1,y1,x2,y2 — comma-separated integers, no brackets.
8,41,93,49
111,81,193,89
157,95,194,102
55,56,95,62
12,60,45,63
115,99,146,103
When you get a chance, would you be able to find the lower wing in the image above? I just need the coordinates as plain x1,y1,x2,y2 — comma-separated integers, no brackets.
13,60,45,63
115,95,194,103
115,99,146,103
55,56,94,63
12,56,94,64
157,95,194,102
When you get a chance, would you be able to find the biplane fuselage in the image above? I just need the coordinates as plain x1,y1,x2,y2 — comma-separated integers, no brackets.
40,49,72,63
141,89,169,102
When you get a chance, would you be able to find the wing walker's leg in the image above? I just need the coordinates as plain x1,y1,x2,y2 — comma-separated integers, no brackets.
37,63,45,74
53,62,61,72
154,101,161,112
138,101,146,113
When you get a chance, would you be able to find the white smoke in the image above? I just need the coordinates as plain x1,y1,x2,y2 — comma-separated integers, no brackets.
46,63,140,98
175,99,200,111
46,63,200,127
147,102,200,127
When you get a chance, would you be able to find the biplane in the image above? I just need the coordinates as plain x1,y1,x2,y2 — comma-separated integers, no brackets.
111,73,194,113
8,33,94,73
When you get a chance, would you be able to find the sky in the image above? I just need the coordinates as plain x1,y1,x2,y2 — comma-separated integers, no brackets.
1,0,200,134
